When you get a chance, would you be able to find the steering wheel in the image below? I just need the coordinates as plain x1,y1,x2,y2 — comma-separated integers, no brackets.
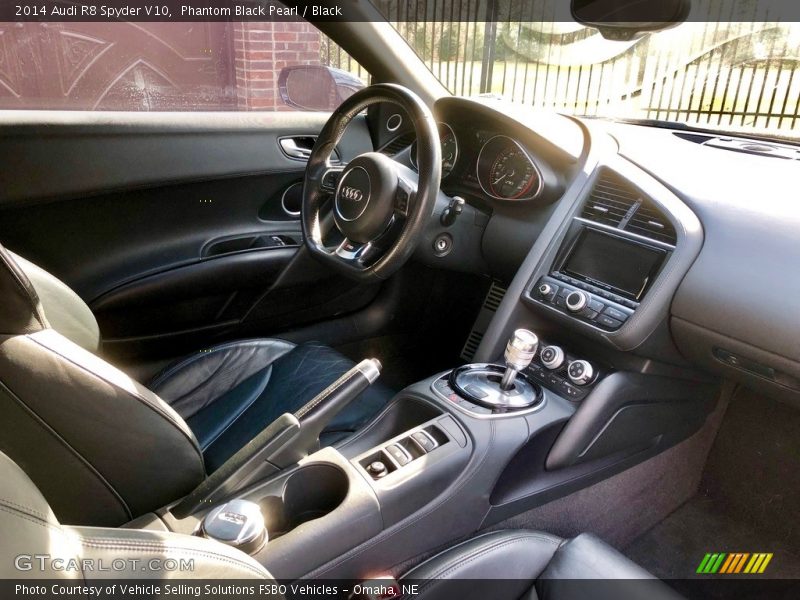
301,84,441,282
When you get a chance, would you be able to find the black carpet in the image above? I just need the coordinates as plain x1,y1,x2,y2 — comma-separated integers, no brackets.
625,386,800,597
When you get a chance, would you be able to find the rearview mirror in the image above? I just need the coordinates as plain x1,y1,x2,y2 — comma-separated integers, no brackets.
278,65,365,111
571,0,691,40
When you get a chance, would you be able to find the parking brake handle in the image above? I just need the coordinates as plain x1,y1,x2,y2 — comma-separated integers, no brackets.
171,359,382,519
272,358,382,468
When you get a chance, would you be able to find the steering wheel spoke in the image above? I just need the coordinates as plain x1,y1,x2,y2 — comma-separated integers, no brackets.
394,174,416,218
331,238,371,262
319,165,346,192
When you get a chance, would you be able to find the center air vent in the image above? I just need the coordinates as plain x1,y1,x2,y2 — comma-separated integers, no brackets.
581,170,677,245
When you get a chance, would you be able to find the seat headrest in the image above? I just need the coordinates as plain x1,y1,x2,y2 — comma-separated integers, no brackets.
0,243,48,337
0,243,99,352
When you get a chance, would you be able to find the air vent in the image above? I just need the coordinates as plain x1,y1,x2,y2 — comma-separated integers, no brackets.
379,132,415,156
625,202,677,244
580,170,639,228
581,170,677,245
460,330,484,362
483,281,507,311
460,281,507,362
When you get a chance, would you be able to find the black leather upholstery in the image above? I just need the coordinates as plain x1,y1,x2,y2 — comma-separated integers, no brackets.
401,530,682,600
0,244,48,337
0,242,394,526
150,339,395,471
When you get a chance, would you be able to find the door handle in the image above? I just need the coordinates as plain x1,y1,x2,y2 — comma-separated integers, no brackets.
279,137,313,160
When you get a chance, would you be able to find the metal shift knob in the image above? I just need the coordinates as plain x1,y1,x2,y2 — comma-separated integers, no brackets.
500,329,539,391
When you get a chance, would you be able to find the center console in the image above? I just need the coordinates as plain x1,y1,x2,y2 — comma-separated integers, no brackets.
138,155,717,586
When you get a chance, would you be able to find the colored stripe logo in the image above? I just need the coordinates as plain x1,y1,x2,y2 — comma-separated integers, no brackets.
697,553,773,574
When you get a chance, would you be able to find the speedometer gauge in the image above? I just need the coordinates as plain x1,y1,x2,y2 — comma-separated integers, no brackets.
476,135,542,200
410,122,458,177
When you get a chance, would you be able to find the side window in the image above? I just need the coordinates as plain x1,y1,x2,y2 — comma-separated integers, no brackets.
0,22,368,111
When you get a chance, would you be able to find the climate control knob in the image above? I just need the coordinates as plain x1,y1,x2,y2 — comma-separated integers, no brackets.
567,360,595,386
565,290,588,312
539,345,565,370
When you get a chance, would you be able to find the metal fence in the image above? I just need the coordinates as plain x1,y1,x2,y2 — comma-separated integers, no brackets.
324,0,800,136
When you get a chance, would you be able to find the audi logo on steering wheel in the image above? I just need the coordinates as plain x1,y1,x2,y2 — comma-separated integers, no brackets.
340,186,364,202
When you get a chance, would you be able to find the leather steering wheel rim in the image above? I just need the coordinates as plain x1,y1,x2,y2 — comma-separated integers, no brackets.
301,83,441,282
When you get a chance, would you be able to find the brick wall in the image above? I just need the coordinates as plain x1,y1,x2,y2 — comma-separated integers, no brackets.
233,21,322,110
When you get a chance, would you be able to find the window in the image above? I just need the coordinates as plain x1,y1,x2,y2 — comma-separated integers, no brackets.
0,21,368,111
386,0,800,138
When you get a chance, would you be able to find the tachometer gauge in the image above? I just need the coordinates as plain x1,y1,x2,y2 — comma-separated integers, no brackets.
476,135,542,200
410,122,458,177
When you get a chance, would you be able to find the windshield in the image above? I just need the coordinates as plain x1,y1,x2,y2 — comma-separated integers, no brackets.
387,10,800,139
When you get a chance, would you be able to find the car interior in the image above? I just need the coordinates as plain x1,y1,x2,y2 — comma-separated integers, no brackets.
1,1,799,599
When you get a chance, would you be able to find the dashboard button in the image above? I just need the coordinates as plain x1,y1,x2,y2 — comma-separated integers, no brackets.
565,290,589,312
602,306,629,322
596,314,624,329
554,295,567,308
588,298,605,312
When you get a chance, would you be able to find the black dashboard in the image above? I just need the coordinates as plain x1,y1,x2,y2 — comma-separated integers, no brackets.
391,95,800,406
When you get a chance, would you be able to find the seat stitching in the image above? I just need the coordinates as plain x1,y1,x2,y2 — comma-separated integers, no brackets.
0,497,50,521
0,379,132,520
295,370,361,419
402,531,560,579
414,534,559,587
78,538,267,578
198,366,272,451
0,504,63,533
0,247,48,329
149,339,293,389
28,335,205,476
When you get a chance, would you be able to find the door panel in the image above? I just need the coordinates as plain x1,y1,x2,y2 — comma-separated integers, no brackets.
0,112,377,361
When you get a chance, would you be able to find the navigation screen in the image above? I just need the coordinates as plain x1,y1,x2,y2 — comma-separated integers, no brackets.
562,229,665,300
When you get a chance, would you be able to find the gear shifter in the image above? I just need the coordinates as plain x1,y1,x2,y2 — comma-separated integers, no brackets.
500,329,538,391
449,329,542,412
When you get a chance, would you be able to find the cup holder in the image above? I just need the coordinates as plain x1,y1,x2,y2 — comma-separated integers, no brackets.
260,465,349,538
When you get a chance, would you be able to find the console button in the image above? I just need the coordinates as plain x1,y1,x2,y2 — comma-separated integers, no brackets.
602,306,629,322
565,291,589,312
540,345,565,370
385,444,411,466
596,314,624,329
411,431,438,453
465,384,488,399
558,286,572,298
558,381,583,399
567,360,595,386
581,308,599,321
554,295,567,308
588,298,605,312
367,461,388,478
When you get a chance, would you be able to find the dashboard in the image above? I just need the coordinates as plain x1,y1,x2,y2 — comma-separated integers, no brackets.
387,95,800,407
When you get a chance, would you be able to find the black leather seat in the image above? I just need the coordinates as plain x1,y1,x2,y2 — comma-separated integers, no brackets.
0,243,393,525
148,338,394,471
400,530,681,600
